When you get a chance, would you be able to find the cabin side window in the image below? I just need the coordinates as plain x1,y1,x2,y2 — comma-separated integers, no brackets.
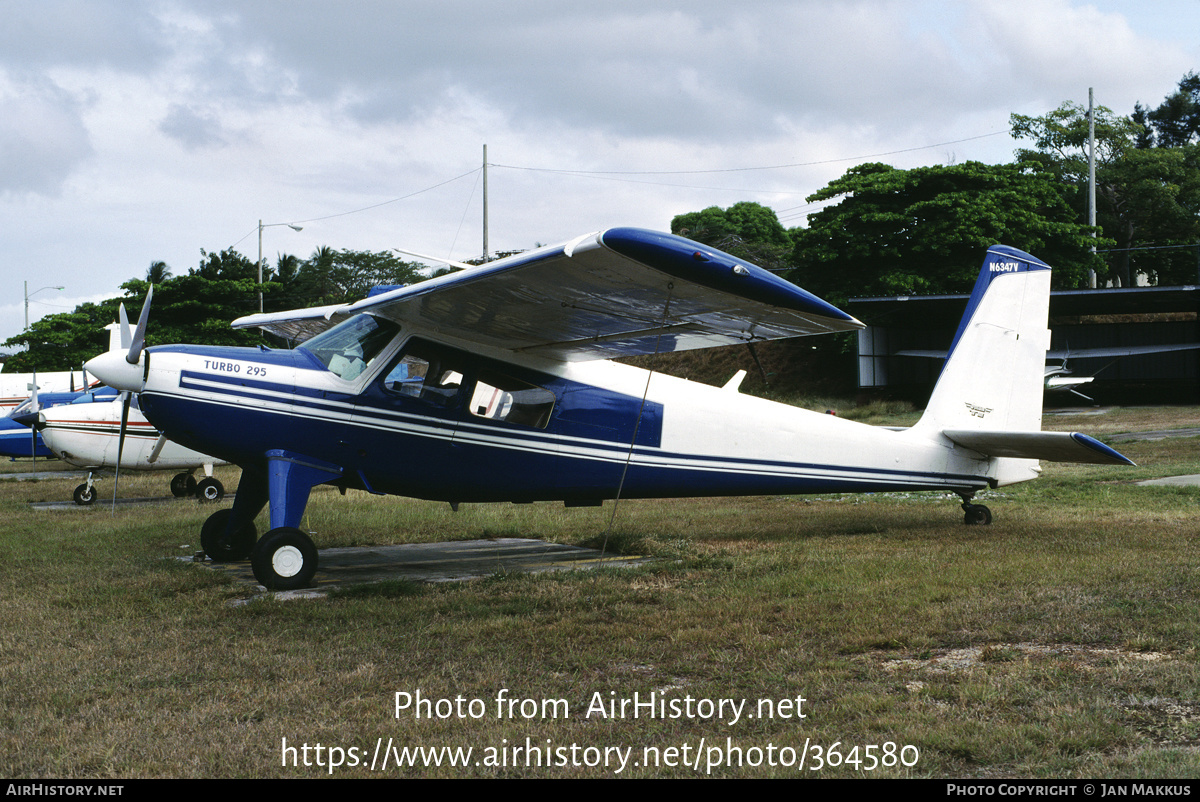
382,343,463,408
380,340,555,428
468,370,555,429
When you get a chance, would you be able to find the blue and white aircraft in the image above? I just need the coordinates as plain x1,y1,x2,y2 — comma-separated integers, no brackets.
0,386,117,460
85,229,1133,590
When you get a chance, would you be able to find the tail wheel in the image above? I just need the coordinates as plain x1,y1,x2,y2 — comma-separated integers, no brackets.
963,504,992,525
251,528,318,590
73,483,96,506
195,477,224,503
200,508,257,562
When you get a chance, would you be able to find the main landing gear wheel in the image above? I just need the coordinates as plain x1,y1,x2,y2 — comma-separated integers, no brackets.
200,509,257,562
962,503,992,526
251,528,318,591
73,483,96,506
195,477,225,503
170,472,193,498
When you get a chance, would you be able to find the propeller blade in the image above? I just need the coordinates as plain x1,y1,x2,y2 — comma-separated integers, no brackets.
30,371,38,466
118,303,131,351
81,362,90,391
112,391,132,513
147,434,167,464
126,285,153,366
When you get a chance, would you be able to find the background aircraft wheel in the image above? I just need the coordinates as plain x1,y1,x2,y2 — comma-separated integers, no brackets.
73,484,96,506
195,477,225,503
170,473,191,497
963,504,992,525
200,509,257,562
251,528,318,590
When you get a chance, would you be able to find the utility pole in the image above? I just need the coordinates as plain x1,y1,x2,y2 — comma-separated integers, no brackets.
1088,88,1097,288
257,219,303,313
482,144,490,262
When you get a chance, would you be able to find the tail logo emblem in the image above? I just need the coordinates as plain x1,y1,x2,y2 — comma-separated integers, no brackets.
965,402,993,418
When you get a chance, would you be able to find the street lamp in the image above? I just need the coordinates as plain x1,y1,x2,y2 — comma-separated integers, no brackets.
24,282,65,330
258,220,304,313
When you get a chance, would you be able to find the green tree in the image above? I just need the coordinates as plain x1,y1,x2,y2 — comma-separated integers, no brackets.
145,260,172,283
273,248,425,310
1135,72,1200,149
2,299,125,372
789,161,1101,304
672,201,792,270
1012,100,1200,286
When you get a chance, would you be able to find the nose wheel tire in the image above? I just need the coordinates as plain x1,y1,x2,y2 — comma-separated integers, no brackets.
170,473,191,498
251,528,318,590
200,508,258,562
73,484,96,506
195,477,225,503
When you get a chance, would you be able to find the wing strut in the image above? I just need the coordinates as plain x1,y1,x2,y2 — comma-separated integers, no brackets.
602,281,676,549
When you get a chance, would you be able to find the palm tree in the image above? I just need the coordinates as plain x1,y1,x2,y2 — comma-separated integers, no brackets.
146,261,172,284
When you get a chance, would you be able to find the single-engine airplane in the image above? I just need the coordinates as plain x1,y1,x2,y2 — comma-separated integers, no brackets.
0,386,118,460
19,308,227,504
32,392,227,505
85,229,1133,590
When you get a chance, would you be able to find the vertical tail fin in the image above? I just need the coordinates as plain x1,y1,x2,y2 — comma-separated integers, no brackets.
913,245,1052,436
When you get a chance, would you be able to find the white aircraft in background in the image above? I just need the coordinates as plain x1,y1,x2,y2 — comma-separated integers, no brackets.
86,230,1133,590
0,368,89,414
21,306,227,505
898,343,1200,403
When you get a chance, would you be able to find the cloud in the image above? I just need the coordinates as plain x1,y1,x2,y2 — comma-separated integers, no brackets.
159,104,229,149
0,73,92,196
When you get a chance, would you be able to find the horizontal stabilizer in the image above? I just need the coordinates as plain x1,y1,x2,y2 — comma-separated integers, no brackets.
942,429,1134,466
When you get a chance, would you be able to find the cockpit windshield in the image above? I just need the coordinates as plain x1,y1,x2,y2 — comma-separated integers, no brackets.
8,398,33,418
299,314,400,381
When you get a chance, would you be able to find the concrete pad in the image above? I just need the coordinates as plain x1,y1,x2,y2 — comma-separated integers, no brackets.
31,495,235,510
1109,428,1200,442
1137,474,1200,487
202,537,652,593
1,470,88,482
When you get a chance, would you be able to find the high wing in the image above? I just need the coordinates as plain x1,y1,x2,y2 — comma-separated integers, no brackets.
233,228,863,361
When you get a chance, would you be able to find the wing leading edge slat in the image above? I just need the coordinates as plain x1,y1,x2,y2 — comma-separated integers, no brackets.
233,228,863,360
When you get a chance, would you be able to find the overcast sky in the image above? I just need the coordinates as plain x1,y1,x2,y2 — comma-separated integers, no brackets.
3,0,1199,348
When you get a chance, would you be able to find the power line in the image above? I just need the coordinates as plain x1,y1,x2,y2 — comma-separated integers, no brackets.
228,168,482,250
490,131,1009,176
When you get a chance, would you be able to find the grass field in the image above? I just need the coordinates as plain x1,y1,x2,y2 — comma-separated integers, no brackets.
1,405,1198,778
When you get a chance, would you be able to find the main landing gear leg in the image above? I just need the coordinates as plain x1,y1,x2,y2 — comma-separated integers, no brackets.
200,467,267,561
958,492,992,526
248,450,343,591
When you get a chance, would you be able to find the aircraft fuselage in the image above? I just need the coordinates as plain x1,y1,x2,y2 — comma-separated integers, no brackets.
137,333,993,506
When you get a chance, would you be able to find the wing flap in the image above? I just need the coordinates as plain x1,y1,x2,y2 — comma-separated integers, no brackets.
233,228,863,360
943,429,1134,465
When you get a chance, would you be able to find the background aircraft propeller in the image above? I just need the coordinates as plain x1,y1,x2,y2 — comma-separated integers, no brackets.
28,371,39,467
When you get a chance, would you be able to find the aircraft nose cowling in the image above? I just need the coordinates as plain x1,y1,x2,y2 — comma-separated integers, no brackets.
85,350,145,393
11,410,44,430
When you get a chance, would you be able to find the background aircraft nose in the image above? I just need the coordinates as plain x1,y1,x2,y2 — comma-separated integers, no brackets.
85,350,145,393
